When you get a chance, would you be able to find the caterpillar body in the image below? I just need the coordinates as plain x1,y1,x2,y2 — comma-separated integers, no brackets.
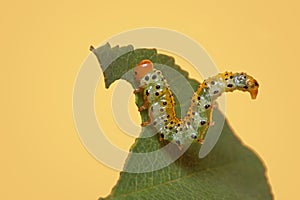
134,60,259,148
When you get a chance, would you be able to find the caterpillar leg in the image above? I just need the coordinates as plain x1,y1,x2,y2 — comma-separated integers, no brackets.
198,139,204,145
134,86,150,111
209,121,215,127
159,133,164,141
141,119,152,126
133,87,143,94
138,101,150,112
139,101,152,126
197,128,208,144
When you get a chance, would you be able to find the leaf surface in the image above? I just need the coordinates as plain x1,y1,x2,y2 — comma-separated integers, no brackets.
91,43,273,200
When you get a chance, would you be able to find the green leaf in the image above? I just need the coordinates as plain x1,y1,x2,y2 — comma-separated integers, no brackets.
91,43,273,200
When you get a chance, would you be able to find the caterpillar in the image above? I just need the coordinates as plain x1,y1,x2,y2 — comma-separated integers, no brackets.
134,60,259,148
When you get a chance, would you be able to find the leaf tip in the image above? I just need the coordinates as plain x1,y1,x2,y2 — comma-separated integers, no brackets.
89,45,95,51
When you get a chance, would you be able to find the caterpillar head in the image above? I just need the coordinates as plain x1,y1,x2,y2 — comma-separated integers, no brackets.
134,60,154,83
234,73,259,99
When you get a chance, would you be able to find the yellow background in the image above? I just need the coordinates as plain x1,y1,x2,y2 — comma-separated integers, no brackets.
1,1,299,199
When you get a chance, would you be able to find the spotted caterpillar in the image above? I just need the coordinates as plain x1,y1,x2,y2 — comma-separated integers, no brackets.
134,60,259,147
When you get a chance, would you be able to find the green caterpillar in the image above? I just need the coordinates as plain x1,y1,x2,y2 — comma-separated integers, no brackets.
134,59,259,148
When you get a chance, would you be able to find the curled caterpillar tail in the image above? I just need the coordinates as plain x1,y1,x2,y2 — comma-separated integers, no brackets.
134,60,259,148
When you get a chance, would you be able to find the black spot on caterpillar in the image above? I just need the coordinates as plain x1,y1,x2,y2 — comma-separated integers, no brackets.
134,60,259,148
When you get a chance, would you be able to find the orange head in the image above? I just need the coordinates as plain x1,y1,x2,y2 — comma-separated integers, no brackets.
134,60,154,83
